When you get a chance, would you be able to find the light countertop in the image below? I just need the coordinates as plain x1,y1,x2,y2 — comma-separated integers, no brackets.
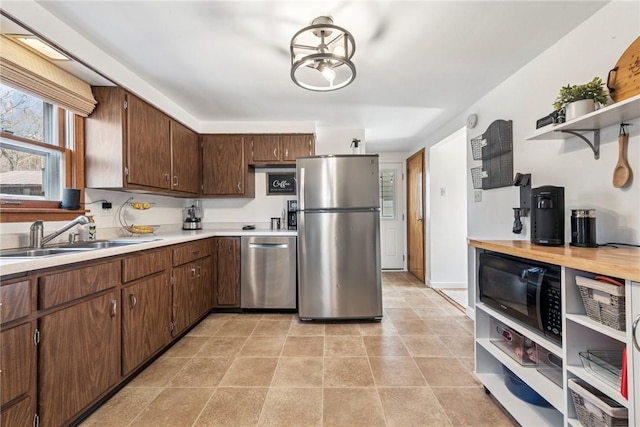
1,228,297,277
469,239,640,282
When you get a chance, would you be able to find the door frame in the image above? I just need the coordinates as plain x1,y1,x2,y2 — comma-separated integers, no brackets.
406,149,425,282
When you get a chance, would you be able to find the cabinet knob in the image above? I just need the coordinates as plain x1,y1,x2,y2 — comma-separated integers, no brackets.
173,175,179,187
273,148,278,158
163,173,170,183
110,299,118,317
191,267,197,278
285,148,289,158
237,182,242,191
129,294,137,309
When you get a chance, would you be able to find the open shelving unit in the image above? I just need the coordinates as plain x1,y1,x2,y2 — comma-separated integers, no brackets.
525,94,640,159
475,302,565,426
472,244,638,427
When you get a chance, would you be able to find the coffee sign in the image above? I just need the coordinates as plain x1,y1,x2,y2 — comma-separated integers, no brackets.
267,173,296,195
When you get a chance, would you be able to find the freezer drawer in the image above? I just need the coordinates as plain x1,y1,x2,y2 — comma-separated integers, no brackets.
241,236,297,309
298,210,382,320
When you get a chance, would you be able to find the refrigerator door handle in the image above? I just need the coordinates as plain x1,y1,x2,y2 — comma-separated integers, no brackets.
299,167,305,210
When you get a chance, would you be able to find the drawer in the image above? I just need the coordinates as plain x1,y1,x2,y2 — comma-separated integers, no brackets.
38,260,120,309
122,248,170,282
173,239,213,266
0,279,31,324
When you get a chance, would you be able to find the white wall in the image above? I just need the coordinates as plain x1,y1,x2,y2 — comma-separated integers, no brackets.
414,1,639,246
428,127,468,288
316,128,366,155
199,169,295,227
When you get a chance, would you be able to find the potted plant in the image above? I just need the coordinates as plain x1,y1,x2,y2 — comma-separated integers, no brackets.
553,77,609,121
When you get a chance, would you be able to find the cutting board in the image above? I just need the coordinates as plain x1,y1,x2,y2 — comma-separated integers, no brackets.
607,36,640,103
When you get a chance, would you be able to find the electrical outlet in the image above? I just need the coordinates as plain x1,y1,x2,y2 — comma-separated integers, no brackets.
440,187,447,197
474,190,482,202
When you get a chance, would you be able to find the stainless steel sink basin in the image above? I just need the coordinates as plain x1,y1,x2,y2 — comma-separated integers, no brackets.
54,239,153,249
0,239,159,258
0,247,94,258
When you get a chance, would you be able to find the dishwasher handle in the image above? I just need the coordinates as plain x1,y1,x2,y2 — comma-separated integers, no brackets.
249,243,289,249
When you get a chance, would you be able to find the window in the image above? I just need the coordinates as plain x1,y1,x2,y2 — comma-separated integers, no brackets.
1,83,67,201
379,169,396,219
0,83,79,222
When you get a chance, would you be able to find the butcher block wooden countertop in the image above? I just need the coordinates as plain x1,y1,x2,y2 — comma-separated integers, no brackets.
469,239,640,282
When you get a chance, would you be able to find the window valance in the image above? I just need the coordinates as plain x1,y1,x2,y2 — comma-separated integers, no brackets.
0,36,96,117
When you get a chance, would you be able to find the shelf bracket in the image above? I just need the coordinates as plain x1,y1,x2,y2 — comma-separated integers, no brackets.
559,129,600,159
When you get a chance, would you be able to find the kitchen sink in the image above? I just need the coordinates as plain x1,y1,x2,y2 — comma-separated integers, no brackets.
0,239,159,258
0,247,94,258
53,239,156,250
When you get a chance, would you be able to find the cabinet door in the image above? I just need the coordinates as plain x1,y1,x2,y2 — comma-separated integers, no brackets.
1,395,32,427
282,134,314,162
126,93,171,189
122,274,172,376
250,135,280,163
172,263,197,336
201,135,246,195
197,256,215,317
170,120,200,195
38,290,120,427
1,322,35,426
215,237,240,307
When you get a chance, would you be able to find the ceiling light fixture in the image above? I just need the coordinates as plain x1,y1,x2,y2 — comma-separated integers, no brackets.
290,16,356,92
8,35,70,61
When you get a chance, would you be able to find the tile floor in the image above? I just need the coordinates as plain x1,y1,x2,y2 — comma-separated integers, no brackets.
81,272,516,427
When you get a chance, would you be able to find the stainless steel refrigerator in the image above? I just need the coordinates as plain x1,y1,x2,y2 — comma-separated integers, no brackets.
297,154,383,320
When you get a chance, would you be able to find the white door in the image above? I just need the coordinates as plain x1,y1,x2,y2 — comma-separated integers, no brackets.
379,163,404,269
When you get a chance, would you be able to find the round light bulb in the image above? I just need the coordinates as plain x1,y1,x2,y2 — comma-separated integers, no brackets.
321,65,336,82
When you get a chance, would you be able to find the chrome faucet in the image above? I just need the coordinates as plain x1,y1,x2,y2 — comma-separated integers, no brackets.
30,215,90,248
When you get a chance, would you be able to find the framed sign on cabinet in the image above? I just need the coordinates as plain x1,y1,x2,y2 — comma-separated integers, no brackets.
266,173,296,195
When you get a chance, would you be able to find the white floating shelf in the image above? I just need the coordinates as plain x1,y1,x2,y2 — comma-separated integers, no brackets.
527,94,640,141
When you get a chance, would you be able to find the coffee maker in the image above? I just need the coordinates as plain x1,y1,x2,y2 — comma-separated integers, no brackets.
530,186,564,246
287,200,297,230
183,204,202,230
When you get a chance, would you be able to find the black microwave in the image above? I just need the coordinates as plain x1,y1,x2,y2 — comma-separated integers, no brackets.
478,251,562,344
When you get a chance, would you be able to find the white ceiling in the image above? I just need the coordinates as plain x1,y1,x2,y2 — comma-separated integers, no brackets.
7,1,608,152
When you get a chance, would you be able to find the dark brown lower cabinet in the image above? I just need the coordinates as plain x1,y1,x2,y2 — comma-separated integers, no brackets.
173,256,214,336
214,237,240,307
0,396,32,427
38,290,121,427
121,273,172,376
0,322,35,427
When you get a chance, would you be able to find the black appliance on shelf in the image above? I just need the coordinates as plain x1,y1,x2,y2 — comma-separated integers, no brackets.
531,186,564,246
287,199,297,230
479,251,562,344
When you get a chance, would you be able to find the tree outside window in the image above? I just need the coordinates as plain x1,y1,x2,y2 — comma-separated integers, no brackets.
1,83,63,199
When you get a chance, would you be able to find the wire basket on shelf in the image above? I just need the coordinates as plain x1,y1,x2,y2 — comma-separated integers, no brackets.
575,276,626,331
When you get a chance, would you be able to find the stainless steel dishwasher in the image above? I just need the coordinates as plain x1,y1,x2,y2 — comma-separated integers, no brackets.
241,236,297,309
